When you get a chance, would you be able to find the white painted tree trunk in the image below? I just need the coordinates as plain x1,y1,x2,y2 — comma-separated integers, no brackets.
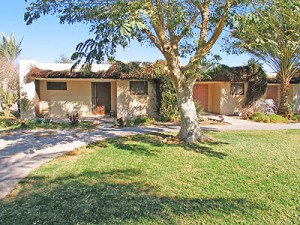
175,78,202,144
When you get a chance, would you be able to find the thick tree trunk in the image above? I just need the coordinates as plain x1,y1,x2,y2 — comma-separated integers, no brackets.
278,80,291,115
175,78,202,144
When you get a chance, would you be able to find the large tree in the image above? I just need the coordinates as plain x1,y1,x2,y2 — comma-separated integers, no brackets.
229,0,300,115
25,0,249,143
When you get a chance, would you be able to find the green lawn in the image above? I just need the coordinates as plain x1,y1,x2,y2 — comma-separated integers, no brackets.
1,130,299,224
0,118,96,131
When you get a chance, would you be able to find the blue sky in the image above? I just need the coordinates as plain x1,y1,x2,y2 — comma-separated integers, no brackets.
0,1,272,72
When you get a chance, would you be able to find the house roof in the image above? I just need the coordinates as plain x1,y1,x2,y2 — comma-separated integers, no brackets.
26,61,155,81
26,61,300,84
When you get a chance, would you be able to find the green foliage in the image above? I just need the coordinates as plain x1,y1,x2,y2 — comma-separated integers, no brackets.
0,118,95,130
228,0,300,114
250,112,270,123
292,114,300,121
125,116,155,127
0,33,22,61
250,112,288,123
268,114,289,123
24,1,248,67
20,97,30,113
244,61,268,106
158,77,179,122
0,118,19,129
194,100,204,121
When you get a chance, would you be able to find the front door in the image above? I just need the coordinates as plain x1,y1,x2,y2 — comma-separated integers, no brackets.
92,82,111,114
193,84,209,111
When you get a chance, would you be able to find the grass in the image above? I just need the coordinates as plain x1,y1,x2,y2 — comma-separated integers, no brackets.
0,118,96,131
1,130,299,224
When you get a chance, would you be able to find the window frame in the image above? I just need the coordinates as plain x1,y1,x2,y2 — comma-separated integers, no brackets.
230,83,245,95
46,82,67,91
130,81,148,95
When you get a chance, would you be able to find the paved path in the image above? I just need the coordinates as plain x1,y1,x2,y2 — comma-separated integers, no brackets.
201,115,300,131
1,116,299,200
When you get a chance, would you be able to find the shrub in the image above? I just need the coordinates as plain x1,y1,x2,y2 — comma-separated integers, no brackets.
194,100,204,121
268,114,289,123
250,112,289,123
124,116,155,127
157,77,179,122
292,114,300,121
250,112,270,123
0,118,11,128
0,118,19,128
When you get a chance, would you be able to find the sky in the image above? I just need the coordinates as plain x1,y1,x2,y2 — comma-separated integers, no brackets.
0,1,272,72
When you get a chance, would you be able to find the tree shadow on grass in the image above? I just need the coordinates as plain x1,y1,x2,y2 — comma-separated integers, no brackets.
0,169,263,224
184,142,229,159
86,133,229,159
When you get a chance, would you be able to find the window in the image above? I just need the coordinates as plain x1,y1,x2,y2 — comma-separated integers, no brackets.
47,82,67,90
230,83,244,95
130,81,148,95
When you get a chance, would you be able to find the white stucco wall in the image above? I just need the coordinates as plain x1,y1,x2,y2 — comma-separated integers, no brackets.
19,60,37,119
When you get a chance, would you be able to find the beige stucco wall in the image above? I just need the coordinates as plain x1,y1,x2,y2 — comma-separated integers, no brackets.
111,81,117,113
263,83,295,102
38,80,118,117
19,60,114,119
193,82,221,114
220,82,248,115
39,80,92,117
116,80,158,118
208,83,221,114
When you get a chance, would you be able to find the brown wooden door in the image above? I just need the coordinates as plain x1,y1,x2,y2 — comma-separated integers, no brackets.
92,82,111,114
193,84,208,111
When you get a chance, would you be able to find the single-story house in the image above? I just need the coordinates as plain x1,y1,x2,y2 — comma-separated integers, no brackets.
20,60,300,119
19,60,158,119
193,67,300,115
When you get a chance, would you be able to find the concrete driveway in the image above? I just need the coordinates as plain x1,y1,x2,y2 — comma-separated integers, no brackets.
1,116,299,200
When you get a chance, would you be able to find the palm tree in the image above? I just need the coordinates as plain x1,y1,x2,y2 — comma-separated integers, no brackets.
0,33,23,61
230,0,300,115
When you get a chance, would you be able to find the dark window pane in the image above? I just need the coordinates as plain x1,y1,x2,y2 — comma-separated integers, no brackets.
230,83,244,95
130,81,148,95
47,82,67,90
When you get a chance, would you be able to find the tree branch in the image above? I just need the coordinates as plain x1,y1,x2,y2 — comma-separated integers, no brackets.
174,12,200,44
187,0,232,68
